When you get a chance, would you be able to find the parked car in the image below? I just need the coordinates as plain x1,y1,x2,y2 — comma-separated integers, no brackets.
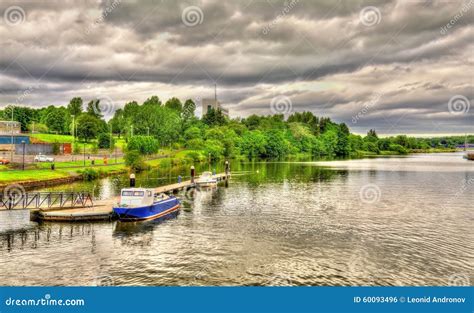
34,154,54,162
0,159,10,165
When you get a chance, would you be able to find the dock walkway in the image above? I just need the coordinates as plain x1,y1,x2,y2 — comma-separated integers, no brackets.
37,173,230,222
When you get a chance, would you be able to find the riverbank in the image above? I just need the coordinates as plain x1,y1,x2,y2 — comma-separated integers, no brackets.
0,148,465,189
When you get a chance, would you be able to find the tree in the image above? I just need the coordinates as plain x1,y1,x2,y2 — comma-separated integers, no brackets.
127,136,159,155
86,99,103,119
184,126,201,141
202,107,227,126
97,133,114,149
67,97,83,116
164,97,183,112
366,129,378,140
143,96,162,106
182,99,196,120
76,114,100,141
335,123,350,156
124,150,147,172
45,109,66,133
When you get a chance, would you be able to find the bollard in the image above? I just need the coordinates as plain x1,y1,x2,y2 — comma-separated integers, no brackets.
178,175,182,183
190,166,195,183
130,173,136,187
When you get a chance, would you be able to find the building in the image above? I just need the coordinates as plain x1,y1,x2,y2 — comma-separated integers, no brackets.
0,121,29,151
0,121,21,134
202,99,229,117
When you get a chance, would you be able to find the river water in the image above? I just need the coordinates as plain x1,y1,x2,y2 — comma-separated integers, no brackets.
0,153,472,286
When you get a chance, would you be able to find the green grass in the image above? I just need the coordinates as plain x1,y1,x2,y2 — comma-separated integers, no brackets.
35,158,124,169
0,169,73,183
30,133,75,143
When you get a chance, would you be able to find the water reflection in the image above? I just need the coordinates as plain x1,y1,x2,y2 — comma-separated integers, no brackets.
0,153,472,286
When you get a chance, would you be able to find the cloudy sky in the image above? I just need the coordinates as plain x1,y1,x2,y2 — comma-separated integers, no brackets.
0,0,472,135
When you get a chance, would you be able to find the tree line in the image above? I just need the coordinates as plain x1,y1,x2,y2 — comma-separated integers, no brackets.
1,96,472,160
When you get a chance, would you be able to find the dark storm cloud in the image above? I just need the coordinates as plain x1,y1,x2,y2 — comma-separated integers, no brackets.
0,0,472,135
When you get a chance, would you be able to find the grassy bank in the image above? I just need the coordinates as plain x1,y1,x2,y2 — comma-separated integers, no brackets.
0,147,464,188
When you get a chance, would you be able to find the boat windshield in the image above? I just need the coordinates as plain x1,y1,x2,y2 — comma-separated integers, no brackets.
122,191,145,197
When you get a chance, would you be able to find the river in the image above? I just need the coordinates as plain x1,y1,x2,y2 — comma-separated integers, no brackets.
0,152,472,286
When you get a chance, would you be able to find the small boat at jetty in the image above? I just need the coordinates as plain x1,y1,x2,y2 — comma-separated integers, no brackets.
196,171,217,188
113,188,180,222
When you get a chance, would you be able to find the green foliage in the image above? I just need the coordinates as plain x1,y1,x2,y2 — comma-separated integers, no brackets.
202,107,227,126
124,150,147,172
127,136,159,155
52,141,61,155
28,122,48,133
97,133,114,149
388,143,408,154
76,114,100,141
67,97,83,116
164,97,183,112
81,168,99,181
184,126,201,140
204,139,225,160
86,100,102,119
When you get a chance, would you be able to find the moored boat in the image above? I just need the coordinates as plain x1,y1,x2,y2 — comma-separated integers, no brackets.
113,188,180,222
195,171,217,188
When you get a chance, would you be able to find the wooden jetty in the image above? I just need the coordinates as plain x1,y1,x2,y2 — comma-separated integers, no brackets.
37,172,230,222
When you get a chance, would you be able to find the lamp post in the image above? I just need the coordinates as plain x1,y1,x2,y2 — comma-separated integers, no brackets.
83,143,86,167
71,115,75,142
21,140,25,170
10,107,14,162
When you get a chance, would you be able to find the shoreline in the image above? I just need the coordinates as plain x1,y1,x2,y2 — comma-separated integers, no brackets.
0,149,467,190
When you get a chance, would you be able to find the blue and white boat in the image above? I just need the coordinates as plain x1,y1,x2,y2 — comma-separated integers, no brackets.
113,188,180,222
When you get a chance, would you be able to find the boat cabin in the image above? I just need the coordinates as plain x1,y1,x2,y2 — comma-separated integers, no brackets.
119,188,155,207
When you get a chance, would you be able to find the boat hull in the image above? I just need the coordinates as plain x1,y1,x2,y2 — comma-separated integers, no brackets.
113,197,180,222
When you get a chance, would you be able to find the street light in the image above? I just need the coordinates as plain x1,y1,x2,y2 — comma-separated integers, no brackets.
10,107,14,162
21,140,25,171
83,142,86,167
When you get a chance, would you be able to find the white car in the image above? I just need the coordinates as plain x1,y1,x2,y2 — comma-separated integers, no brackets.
34,154,54,162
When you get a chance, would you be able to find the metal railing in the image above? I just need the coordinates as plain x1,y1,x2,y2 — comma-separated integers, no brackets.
0,192,94,210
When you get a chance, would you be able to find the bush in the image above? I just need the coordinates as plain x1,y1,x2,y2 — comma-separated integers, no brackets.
97,133,114,149
125,150,147,172
73,142,82,155
80,168,99,181
52,141,60,155
127,136,159,155
90,143,99,154
186,138,205,150
388,143,408,154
